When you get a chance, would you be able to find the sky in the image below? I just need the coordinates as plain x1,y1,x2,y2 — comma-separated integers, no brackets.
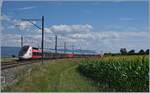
1,0,149,53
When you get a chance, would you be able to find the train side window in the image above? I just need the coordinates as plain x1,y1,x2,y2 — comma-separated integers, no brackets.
33,52,37,56
38,52,41,56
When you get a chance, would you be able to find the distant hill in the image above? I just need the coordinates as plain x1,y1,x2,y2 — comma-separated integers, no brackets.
1,46,21,57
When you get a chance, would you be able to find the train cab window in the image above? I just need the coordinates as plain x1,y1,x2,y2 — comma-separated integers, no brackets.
22,46,29,52
19,46,30,56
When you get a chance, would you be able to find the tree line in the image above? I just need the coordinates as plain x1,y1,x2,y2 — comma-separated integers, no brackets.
120,48,149,55
104,48,149,56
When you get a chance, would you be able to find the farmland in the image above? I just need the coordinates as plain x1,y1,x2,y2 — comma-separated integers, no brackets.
2,55,149,92
78,55,149,92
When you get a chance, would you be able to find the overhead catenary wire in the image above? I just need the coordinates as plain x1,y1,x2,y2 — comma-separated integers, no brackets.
20,16,44,64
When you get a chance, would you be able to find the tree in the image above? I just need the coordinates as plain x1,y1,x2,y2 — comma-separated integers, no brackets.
139,49,145,54
12,54,16,58
104,52,112,56
120,48,127,54
128,49,135,54
145,49,149,54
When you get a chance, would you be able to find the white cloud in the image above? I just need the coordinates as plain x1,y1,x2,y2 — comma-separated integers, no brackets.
14,20,36,30
17,6,36,10
2,23,149,53
1,15,36,31
61,30,148,53
1,34,41,47
8,25,15,29
0,15,10,21
1,34,21,47
0,26,4,32
44,24,93,35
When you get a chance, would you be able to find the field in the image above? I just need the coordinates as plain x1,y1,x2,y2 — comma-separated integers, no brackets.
1,57,18,62
2,55,149,92
3,58,98,92
78,55,149,92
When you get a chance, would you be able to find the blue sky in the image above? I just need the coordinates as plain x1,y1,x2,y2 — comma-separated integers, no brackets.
1,1,149,53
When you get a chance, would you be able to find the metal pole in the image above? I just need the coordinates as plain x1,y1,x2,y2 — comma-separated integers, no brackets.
41,16,44,64
55,35,57,54
72,45,74,54
64,42,66,54
21,35,23,47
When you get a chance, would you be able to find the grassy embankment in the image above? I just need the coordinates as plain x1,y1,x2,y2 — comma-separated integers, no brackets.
3,58,98,92
1,57,18,62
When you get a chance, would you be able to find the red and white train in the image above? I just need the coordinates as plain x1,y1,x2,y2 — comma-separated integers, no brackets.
18,45,96,60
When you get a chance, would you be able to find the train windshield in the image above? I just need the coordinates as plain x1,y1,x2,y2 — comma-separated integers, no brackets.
19,46,30,56
22,46,29,51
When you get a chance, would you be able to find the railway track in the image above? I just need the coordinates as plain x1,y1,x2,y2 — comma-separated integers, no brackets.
1,58,68,70
1,56,93,70
1,60,40,70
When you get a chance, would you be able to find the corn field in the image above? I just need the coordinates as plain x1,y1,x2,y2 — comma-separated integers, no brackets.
78,55,149,92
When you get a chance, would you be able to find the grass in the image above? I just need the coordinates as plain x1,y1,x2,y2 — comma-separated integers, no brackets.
3,58,99,92
1,57,18,62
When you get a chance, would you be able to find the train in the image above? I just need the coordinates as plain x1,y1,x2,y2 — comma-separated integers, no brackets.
18,45,98,60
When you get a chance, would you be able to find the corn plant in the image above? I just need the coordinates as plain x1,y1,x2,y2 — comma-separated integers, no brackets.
78,55,149,92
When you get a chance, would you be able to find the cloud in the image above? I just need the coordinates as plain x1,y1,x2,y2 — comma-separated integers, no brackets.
31,24,149,53
14,20,36,30
0,15,10,21
2,23,149,53
0,26,4,32
47,24,148,52
1,15,36,31
2,30,148,53
1,34,40,47
44,24,93,35
1,34,21,47
17,6,36,10
67,31,148,53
